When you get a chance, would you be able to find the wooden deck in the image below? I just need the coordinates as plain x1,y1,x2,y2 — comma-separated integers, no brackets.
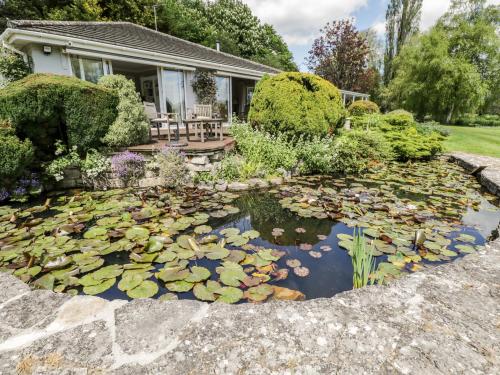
127,132,235,154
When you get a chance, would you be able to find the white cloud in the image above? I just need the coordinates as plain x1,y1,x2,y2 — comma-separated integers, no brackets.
372,21,386,36
242,0,368,46
420,0,500,30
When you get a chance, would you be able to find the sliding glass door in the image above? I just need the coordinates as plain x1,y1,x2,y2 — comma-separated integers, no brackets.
162,70,185,118
215,76,230,121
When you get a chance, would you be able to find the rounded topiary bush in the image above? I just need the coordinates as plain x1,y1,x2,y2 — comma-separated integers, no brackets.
248,72,344,137
0,74,118,158
98,75,150,148
348,100,380,116
383,109,414,127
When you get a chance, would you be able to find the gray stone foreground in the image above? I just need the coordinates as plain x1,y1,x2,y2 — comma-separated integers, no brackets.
0,153,499,375
449,152,500,197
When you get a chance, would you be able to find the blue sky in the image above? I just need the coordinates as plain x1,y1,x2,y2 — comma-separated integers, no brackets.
243,0,499,70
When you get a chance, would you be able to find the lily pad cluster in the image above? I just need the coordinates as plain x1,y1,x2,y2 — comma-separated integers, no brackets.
273,160,492,280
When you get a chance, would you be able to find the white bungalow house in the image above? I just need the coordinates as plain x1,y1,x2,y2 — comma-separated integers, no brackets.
0,20,283,123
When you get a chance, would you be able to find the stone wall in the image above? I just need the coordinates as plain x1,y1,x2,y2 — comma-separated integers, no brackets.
449,152,500,197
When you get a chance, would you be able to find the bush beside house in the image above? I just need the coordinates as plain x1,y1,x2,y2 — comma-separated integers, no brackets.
0,74,118,158
248,72,344,138
98,75,150,148
0,126,34,187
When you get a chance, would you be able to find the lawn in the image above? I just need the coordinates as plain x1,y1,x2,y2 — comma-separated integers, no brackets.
444,126,500,158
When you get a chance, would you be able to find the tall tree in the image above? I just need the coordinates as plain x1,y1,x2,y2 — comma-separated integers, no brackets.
307,19,370,92
384,0,423,84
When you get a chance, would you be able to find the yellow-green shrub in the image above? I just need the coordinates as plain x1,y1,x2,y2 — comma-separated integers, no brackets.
383,109,414,127
348,100,380,116
248,72,344,138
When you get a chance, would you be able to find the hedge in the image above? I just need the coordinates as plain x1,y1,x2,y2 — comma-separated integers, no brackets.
248,72,344,138
348,100,380,116
0,133,34,186
0,74,118,158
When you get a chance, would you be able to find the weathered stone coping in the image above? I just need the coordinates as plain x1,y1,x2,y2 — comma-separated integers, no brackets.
1,238,499,374
449,152,500,197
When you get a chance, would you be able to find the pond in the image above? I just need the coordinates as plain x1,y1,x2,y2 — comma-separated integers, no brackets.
0,159,499,303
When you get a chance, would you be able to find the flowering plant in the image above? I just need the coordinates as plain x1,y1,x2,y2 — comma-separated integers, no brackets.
111,151,146,186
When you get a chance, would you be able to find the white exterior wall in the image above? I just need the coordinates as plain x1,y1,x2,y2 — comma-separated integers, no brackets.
26,45,71,76
184,71,196,115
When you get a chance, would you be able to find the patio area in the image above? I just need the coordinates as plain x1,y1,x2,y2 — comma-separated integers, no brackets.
127,127,235,155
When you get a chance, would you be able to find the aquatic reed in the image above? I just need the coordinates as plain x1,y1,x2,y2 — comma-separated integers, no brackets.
351,229,377,288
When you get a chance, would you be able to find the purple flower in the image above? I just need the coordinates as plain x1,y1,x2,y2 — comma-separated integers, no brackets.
0,188,9,202
12,186,27,196
111,151,146,182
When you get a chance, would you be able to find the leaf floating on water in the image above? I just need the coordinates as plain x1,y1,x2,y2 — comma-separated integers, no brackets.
159,293,178,301
286,259,301,268
295,227,306,234
299,243,313,251
125,226,150,240
216,286,243,304
127,280,158,299
309,251,322,258
455,244,475,253
193,283,216,301
293,267,310,277
272,286,305,301
194,225,212,235
83,227,108,240
83,277,116,296
320,245,332,252
118,273,144,292
220,228,240,237
455,233,476,244
242,230,260,239
165,280,194,293
317,234,327,241
244,284,274,302
185,266,211,283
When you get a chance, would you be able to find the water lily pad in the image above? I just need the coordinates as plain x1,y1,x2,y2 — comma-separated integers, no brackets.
204,245,230,260
215,286,243,304
118,273,144,291
156,266,189,282
220,227,240,237
242,230,260,239
286,259,301,268
91,264,123,280
193,283,216,301
299,243,313,251
293,267,310,277
456,233,476,243
194,225,212,235
127,280,158,298
185,266,211,283
83,227,107,240
257,249,280,261
33,273,55,290
125,226,150,240
83,277,116,295
165,280,194,292
226,235,249,247
309,251,322,258
159,293,178,301
337,233,353,241
272,286,305,301
244,284,274,302
220,262,247,287
455,244,475,253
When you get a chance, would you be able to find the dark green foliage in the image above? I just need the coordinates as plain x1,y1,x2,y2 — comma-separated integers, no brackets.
455,113,500,127
385,126,443,161
383,109,415,127
348,100,380,116
191,70,217,105
331,130,394,174
0,48,31,84
0,133,34,186
0,74,118,159
248,72,345,138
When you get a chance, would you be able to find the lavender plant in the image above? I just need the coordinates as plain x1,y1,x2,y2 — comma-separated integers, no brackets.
111,151,146,186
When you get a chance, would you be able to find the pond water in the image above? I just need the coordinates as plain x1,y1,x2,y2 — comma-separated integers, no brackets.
0,160,499,303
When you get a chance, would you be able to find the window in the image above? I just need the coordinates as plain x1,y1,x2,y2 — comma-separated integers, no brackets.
215,76,230,121
162,70,185,117
70,55,104,84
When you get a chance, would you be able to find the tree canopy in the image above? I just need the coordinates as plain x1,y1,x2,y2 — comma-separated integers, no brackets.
307,19,371,92
0,0,297,71
385,0,499,120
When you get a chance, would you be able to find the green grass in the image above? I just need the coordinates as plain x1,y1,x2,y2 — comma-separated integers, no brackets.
444,126,500,158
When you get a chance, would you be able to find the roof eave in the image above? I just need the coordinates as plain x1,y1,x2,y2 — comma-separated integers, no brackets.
5,28,278,78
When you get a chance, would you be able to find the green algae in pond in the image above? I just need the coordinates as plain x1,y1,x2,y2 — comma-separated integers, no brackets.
0,160,499,302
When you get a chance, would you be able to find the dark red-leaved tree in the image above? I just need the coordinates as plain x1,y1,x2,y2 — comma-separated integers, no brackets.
307,19,370,92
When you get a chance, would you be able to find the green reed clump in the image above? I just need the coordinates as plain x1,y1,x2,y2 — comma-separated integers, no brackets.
351,229,377,288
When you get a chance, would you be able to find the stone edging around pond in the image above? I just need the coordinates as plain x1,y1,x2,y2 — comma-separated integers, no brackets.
449,152,500,197
0,238,499,374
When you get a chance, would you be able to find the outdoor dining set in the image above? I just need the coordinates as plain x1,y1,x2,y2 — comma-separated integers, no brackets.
143,102,225,147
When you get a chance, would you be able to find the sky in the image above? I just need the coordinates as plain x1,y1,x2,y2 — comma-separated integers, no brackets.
242,0,500,70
